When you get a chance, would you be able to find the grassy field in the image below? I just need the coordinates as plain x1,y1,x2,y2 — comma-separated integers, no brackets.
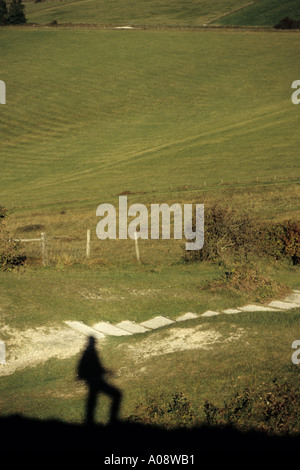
0,29,299,210
0,298,299,425
0,258,298,332
214,0,300,26
0,27,299,263
0,19,299,444
22,0,300,27
23,0,250,26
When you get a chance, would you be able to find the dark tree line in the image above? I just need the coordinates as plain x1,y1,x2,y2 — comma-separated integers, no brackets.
0,0,26,25
274,17,300,29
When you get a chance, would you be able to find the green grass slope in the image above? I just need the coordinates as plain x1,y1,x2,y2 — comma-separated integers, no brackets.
0,29,299,214
24,0,250,26
215,0,300,26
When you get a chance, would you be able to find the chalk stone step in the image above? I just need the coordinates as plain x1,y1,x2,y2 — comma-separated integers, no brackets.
283,293,300,304
0,341,5,365
176,312,199,322
237,305,281,312
223,308,241,314
64,321,105,340
140,316,175,330
201,310,220,317
115,321,150,334
268,301,300,310
93,322,132,336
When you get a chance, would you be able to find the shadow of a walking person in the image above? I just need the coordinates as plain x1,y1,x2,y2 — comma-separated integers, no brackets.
77,336,122,426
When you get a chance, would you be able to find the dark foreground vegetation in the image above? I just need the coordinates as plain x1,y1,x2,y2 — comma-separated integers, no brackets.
130,379,300,436
0,414,299,450
1,376,299,450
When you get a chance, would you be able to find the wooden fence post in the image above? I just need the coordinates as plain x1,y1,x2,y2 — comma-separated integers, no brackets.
134,232,140,263
86,229,91,259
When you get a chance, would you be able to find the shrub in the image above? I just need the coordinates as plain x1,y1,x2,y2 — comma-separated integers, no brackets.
0,0,8,25
128,380,300,435
185,203,260,264
0,238,26,270
184,202,299,266
203,378,300,435
275,17,300,30
7,0,26,24
0,205,26,270
261,220,300,265
128,392,196,428
200,261,289,301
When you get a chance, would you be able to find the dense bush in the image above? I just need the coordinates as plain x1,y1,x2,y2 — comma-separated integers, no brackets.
128,379,300,436
184,203,299,266
204,379,300,436
0,205,26,270
185,204,261,264
275,17,300,30
0,0,8,25
261,220,300,266
200,261,289,301
0,0,26,25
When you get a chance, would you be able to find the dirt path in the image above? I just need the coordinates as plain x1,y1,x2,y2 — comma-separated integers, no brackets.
0,321,243,377
1,290,298,376
0,323,86,376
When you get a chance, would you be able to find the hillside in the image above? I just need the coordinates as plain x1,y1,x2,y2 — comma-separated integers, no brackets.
214,0,300,26
0,28,299,215
24,0,252,26
0,7,300,448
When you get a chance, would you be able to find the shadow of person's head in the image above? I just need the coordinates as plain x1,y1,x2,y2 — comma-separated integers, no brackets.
87,335,96,349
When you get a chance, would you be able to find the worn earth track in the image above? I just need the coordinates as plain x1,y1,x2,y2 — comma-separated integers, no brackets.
0,290,299,376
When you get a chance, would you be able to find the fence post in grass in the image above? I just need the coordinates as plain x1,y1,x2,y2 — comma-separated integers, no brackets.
86,229,91,259
134,231,140,263
0,80,5,105
41,232,47,267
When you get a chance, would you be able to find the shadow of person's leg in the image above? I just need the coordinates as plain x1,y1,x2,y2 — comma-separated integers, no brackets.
101,382,122,423
86,385,98,425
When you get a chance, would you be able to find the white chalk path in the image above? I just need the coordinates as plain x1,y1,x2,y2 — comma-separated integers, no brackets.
64,290,300,339
1,291,299,376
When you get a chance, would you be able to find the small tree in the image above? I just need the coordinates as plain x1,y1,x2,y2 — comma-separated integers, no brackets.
0,0,8,25
7,0,26,24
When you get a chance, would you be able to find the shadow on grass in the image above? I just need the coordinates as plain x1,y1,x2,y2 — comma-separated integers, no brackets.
0,415,299,450
77,336,122,425
1,336,299,451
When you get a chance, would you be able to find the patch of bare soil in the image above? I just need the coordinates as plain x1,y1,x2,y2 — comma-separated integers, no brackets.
123,324,245,361
0,321,245,378
80,287,161,301
0,323,86,377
